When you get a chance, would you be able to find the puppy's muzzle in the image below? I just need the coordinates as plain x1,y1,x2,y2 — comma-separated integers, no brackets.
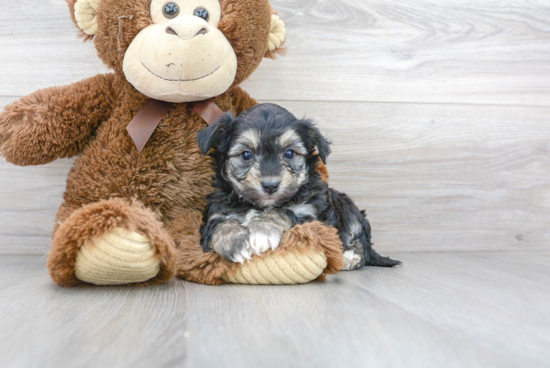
261,180,280,194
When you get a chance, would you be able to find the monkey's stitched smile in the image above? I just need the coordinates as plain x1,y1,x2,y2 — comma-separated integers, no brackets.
142,63,221,82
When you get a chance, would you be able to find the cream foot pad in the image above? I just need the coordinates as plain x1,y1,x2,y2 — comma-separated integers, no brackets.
74,227,160,285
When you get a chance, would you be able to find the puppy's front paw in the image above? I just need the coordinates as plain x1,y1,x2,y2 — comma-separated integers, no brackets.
211,220,252,264
249,229,282,256
247,211,289,256
225,237,253,264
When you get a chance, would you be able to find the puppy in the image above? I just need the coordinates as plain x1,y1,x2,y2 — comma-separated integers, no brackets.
197,103,401,269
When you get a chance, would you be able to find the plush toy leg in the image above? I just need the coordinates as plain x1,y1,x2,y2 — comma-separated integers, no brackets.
222,222,344,284
47,199,177,287
169,211,344,285
169,210,234,285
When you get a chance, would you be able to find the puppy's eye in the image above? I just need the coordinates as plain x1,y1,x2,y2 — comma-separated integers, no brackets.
241,151,254,161
284,149,296,159
194,7,209,21
163,3,180,19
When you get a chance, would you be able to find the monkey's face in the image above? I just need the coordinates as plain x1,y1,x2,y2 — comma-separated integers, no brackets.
226,126,310,208
69,0,282,101
123,0,237,102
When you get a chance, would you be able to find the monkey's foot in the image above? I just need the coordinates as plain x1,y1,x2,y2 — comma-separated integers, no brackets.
48,199,176,287
222,241,328,284
74,227,161,285
221,222,345,285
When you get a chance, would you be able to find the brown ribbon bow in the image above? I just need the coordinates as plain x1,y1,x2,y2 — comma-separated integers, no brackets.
126,99,225,153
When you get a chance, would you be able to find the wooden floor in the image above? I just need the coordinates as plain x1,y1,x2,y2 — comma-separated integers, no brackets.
1,1,550,367
1,251,549,368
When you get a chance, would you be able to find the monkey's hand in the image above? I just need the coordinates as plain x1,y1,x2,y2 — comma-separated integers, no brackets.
0,74,116,166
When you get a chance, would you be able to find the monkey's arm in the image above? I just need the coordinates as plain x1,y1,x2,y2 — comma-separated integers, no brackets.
0,73,117,166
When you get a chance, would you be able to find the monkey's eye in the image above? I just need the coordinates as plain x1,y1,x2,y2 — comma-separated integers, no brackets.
284,149,296,159
241,151,254,161
194,7,209,21
163,3,180,19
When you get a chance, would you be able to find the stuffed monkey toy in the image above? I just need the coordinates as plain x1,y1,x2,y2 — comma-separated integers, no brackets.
0,0,343,286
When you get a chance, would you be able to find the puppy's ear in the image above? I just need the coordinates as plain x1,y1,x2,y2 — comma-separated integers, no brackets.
301,120,331,164
313,129,331,164
196,113,235,155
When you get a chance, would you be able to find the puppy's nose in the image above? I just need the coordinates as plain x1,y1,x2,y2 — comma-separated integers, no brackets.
261,181,280,194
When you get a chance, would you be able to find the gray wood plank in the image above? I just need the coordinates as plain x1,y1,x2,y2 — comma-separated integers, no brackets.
183,272,512,368
245,0,550,105
1,1,550,105
1,97,548,253
1,252,549,368
346,252,550,366
0,256,187,368
0,0,108,96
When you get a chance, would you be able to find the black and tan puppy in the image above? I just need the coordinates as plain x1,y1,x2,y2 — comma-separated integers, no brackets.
197,103,400,269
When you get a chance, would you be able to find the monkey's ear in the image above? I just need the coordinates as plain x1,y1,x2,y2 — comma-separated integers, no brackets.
70,0,100,37
265,11,286,59
197,113,235,155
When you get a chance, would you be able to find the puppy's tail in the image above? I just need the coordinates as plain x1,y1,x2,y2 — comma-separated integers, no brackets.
361,217,402,267
364,248,402,267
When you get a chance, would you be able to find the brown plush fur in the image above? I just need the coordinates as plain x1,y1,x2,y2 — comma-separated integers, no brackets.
0,74,118,166
0,0,337,286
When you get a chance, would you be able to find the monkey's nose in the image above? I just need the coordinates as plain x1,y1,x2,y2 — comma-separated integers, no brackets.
166,26,178,35
261,181,280,195
166,26,208,38
195,28,208,36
